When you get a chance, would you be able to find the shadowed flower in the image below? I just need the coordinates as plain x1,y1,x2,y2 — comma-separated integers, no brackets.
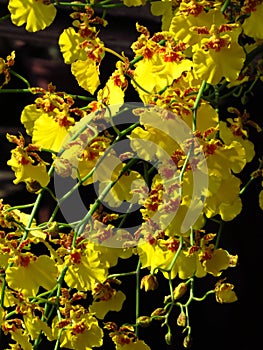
214,279,238,303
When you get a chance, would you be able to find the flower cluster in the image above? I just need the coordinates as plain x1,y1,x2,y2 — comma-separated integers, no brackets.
0,1,262,349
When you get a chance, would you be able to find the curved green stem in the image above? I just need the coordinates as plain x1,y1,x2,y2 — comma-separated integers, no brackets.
221,0,230,13
10,70,31,88
191,80,206,132
73,157,139,244
3,203,35,212
135,259,141,336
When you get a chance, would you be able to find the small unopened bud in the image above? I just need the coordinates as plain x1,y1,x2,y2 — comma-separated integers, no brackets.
136,316,151,327
165,331,173,345
140,274,158,292
150,308,166,320
173,282,187,300
183,335,192,348
177,311,186,327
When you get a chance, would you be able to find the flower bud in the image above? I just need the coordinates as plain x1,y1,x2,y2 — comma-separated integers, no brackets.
165,332,173,345
136,316,151,327
140,274,158,292
183,335,192,348
177,311,186,327
150,308,166,320
173,282,187,300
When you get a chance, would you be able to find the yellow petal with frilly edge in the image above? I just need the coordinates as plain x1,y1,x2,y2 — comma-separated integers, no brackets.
89,290,126,319
32,113,69,153
6,255,57,296
59,27,86,64
8,0,56,32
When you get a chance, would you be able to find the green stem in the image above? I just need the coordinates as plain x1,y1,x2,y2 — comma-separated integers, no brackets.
104,47,126,62
168,272,174,302
135,259,141,336
191,80,206,132
214,220,224,249
54,328,64,350
240,159,263,196
10,70,31,88
193,290,215,301
73,157,139,243
33,267,67,349
68,94,95,102
221,0,230,13
239,174,258,196
3,203,35,212
118,203,134,228
55,1,86,7
107,270,137,279
0,88,32,94
154,236,183,274
0,279,6,308
126,74,152,95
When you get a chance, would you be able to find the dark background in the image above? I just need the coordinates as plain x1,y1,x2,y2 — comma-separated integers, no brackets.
0,2,262,350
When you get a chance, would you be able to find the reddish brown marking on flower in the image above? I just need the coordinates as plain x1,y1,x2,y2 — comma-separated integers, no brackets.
203,233,216,241
57,319,71,328
188,245,199,255
162,198,180,213
164,51,182,62
96,227,113,243
161,167,175,179
79,26,93,38
55,115,72,128
143,47,154,59
165,239,180,252
174,42,187,52
181,3,204,16
113,75,122,86
171,149,185,167
200,250,212,262
61,232,74,251
242,0,262,13
192,26,210,35
203,127,217,139
18,239,31,251
93,282,115,301
2,318,23,333
70,251,82,264
20,156,31,166
2,246,11,253
204,143,217,155
194,130,203,139
219,24,237,33
18,255,32,267
147,234,156,245
152,33,166,42
203,37,230,52
72,321,86,335
71,291,86,302
144,187,162,212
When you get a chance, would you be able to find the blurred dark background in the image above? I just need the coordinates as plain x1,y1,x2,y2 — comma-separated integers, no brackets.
0,1,262,350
